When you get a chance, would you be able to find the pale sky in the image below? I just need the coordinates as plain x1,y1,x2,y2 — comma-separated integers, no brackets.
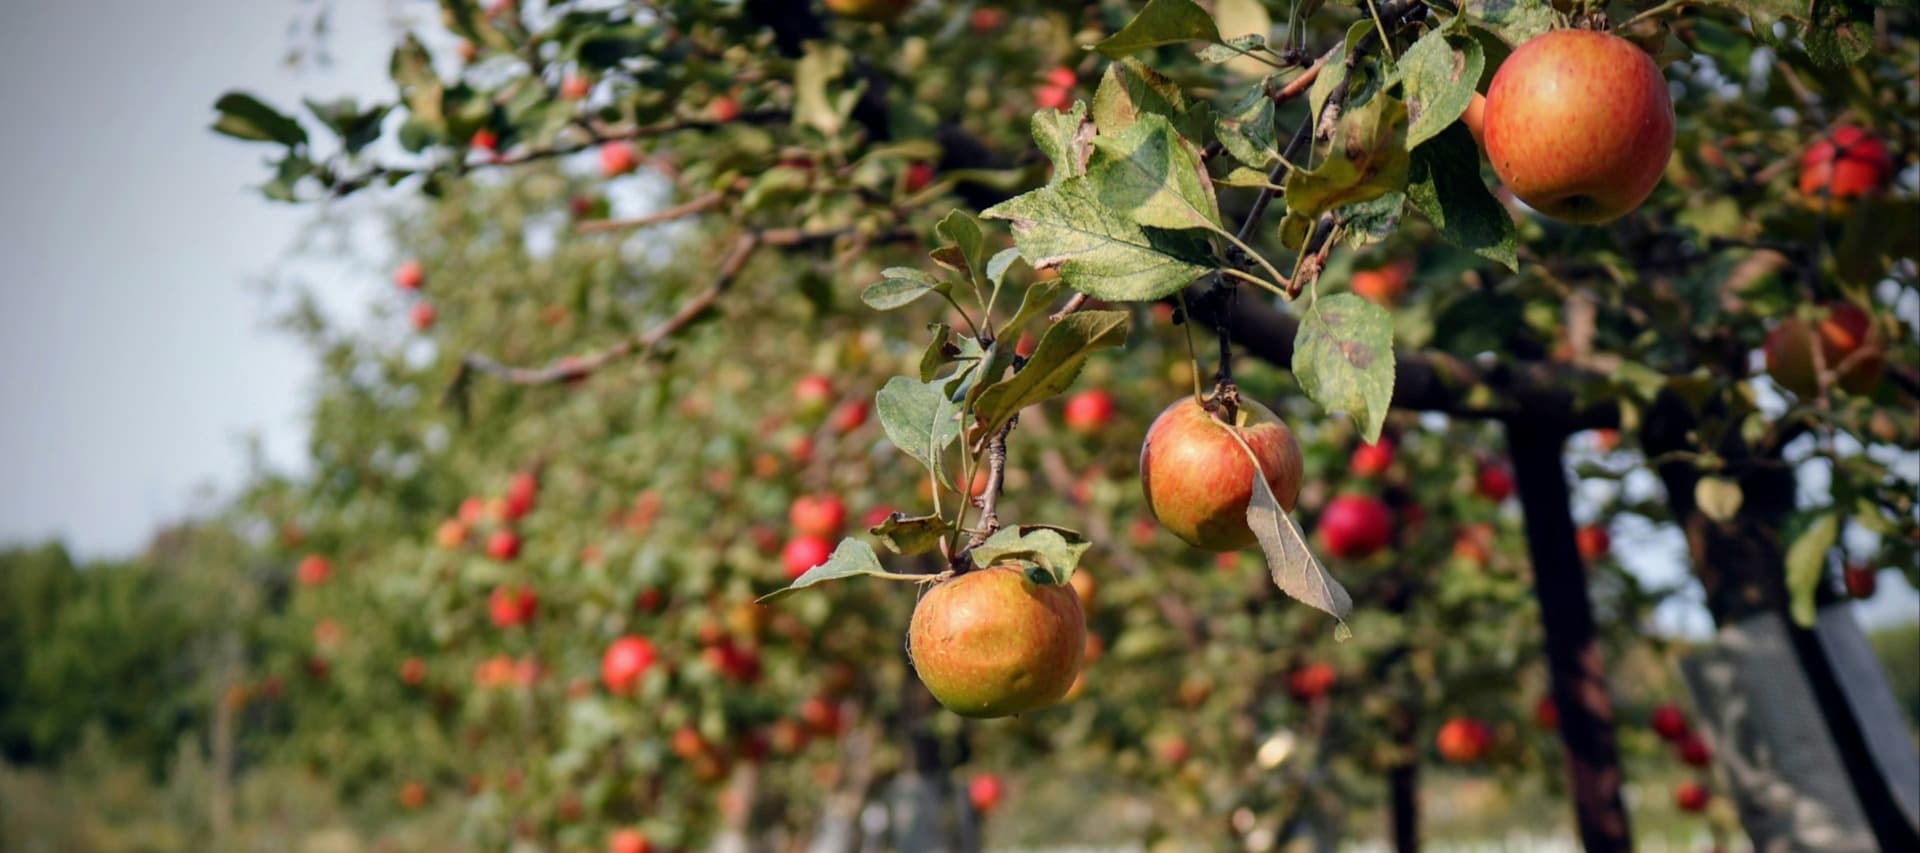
0,1,1910,632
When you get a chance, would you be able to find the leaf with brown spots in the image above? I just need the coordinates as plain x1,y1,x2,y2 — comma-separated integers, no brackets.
1392,28,1485,149
1292,293,1395,443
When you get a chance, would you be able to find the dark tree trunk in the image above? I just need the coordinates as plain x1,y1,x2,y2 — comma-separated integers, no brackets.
1508,428,1634,852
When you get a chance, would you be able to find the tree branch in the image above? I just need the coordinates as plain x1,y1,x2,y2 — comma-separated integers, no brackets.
574,192,724,234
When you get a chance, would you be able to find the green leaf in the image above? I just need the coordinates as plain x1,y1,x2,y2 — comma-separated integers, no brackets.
1293,294,1395,443
303,98,392,155
1340,192,1405,247
869,513,954,555
1002,280,1066,342
1392,29,1485,149
1092,59,1207,141
1804,0,1874,67
1462,0,1556,46
1784,512,1839,627
875,377,963,486
933,211,993,295
983,176,1214,302
794,43,856,138
1244,450,1353,638
918,324,953,381
973,311,1131,436
1031,101,1093,186
759,539,925,602
1197,33,1268,63
968,526,1093,585
862,268,952,311
1094,0,1223,58
1405,123,1518,270
389,36,444,125
211,92,307,146
1695,476,1744,523
1284,95,1410,222
986,248,1022,288
1089,113,1223,232
1215,84,1279,169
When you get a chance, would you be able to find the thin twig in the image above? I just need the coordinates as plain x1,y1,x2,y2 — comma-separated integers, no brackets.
962,419,1014,554
574,192,724,234
1048,292,1090,323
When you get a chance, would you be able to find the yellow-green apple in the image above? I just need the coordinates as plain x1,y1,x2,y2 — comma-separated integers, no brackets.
909,565,1085,717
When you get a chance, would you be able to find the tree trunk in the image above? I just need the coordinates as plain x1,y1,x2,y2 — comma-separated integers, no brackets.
1508,428,1633,852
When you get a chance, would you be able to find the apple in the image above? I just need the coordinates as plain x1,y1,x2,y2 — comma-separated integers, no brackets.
503,471,538,519
400,657,427,686
1015,331,1037,358
1534,696,1559,730
1575,524,1611,561
394,260,425,291
296,554,332,586
601,636,657,694
1317,494,1395,559
1462,91,1487,148
830,400,869,434
1350,439,1395,478
1287,662,1338,701
1482,29,1674,224
560,74,590,101
488,584,539,628
823,0,910,21
799,696,842,736
608,828,653,853
793,374,835,413
1674,780,1709,814
1063,389,1116,434
1452,528,1492,566
313,619,342,649
1476,462,1514,502
1046,67,1077,89
709,95,741,122
969,773,1005,814
455,40,477,63
1678,733,1712,767
970,7,1006,33
909,565,1085,717
789,494,847,537
1068,569,1097,615
904,161,935,194
1157,736,1192,765
703,638,762,683
458,497,487,525
1350,259,1412,305
399,781,428,810
1764,302,1884,397
409,301,435,331
1799,125,1893,200
435,519,466,550
471,128,499,153
1034,67,1077,112
1140,396,1304,551
1845,563,1878,599
599,142,639,178
1436,717,1492,763
783,535,834,580
1651,702,1688,741
1591,428,1621,451
486,529,521,561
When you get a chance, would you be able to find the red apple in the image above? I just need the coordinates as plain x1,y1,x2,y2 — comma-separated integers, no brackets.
608,828,652,853
1576,524,1611,561
1158,736,1192,765
1462,91,1487,148
399,781,428,810
799,696,842,736
1674,780,1709,813
1799,125,1893,200
1350,260,1412,305
1436,717,1492,763
1483,30,1674,224
1764,302,1884,397
1476,463,1514,502
783,535,834,580
1317,494,1395,559
1063,389,1116,434
560,74,591,101
1651,702,1689,741
488,584,538,628
296,554,332,586
458,497,487,525
394,260,425,291
435,519,466,550
1350,439,1395,478
471,128,498,153
1140,397,1304,551
409,301,436,331
1845,563,1878,599
400,657,427,686
599,142,639,178
1534,696,1559,730
904,161,935,193
909,565,1085,717
709,95,741,122
1288,662,1338,701
830,400,869,433
793,374,835,414
601,636,657,694
486,529,521,561
790,494,847,537
503,471,538,519
969,773,1005,813
1677,733,1712,767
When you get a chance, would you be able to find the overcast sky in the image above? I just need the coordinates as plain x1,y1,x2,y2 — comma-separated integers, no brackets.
0,1,1911,632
